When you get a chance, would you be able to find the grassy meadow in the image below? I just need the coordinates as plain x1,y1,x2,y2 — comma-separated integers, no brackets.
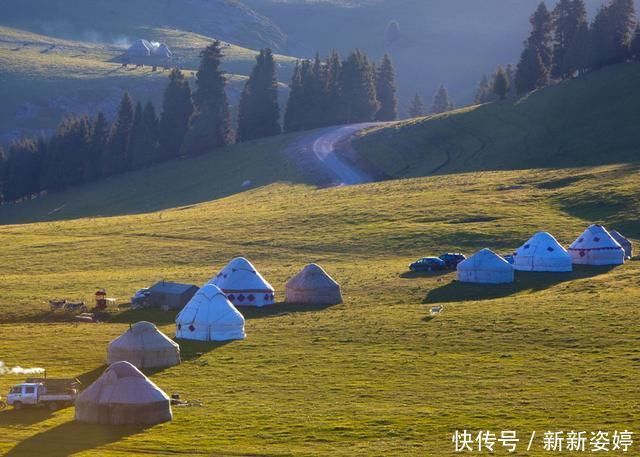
0,163,638,455
354,62,640,179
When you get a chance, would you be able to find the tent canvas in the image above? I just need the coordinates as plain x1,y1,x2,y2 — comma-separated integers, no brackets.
285,263,342,305
610,230,633,259
568,224,625,265
209,257,275,307
457,248,514,284
513,231,572,272
176,284,246,341
108,321,180,368
146,281,199,310
127,39,152,57
75,361,172,425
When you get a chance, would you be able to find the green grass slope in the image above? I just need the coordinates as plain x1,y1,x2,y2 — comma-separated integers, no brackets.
0,164,639,455
0,133,308,224
0,0,286,51
354,62,640,178
0,26,295,143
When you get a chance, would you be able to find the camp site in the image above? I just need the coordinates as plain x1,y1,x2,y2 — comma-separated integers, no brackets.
0,0,639,455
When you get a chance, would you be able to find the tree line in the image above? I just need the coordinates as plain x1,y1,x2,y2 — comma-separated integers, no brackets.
475,0,638,102
406,84,456,118
0,43,399,204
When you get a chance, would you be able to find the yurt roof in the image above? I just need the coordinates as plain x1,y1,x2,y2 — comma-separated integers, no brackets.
515,231,570,258
211,257,274,292
569,224,621,250
109,321,178,350
177,284,244,325
458,248,512,271
286,263,339,290
77,361,169,405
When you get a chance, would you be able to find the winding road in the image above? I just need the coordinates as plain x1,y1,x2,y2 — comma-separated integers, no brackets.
286,123,381,186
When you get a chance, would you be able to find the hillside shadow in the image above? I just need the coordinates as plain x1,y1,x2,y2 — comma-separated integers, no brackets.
0,408,54,426
425,265,616,304
5,421,147,457
400,270,452,279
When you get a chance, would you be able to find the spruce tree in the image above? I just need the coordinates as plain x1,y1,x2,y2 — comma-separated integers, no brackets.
182,41,231,155
375,54,398,121
552,0,587,78
339,50,379,123
474,75,494,104
5,139,41,201
493,66,510,100
237,48,281,142
324,50,343,125
561,22,593,75
106,92,135,175
431,85,454,114
385,20,401,45
87,111,108,181
44,116,91,191
158,68,194,161
515,46,549,94
592,0,636,68
408,94,425,117
284,61,304,133
632,23,640,59
129,101,159,169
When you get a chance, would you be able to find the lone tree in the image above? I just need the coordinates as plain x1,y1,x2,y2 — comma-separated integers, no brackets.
158,68,194,161
182,41,231,155
106,92,135,175
431,85,454,114
375,54,398,121
237,48,281,142
408,94,425,117
493,66,510,100
385,20,401,45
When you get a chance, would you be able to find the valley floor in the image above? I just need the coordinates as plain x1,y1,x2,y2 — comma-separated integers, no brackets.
0,165,638,455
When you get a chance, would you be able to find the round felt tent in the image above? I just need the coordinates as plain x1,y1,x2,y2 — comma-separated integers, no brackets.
285,263,342,305
513,231,572,272
568,224,624,265
127,39,152,57
75,361,172,425
610,230,633,259
457,248,514,284
210,257,275,307
175,284,246,341
107,321,180,369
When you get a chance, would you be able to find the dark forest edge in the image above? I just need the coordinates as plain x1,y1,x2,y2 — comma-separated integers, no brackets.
0,42,398,205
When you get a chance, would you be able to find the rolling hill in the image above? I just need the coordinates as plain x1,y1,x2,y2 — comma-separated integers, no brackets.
0,164,638,455
353,62,640,178
0,26,296,144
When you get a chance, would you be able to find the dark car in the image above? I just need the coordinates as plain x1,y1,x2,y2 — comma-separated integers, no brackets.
438,253,467,269
409,257,447,272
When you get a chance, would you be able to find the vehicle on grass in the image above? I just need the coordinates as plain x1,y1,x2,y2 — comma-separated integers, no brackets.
409,257,447,272
131,288,151,308
7,378,81,411
438,253,467,269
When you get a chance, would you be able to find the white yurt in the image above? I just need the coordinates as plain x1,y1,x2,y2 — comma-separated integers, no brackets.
513,231,572,272
156,43,173,58
210,257,275,307
75,361,172,425
127,39,152,57
457,248,514,284
175,284,246,341
568,224,625,265
285,263,343,305
107,321,180,369
610,230,633,259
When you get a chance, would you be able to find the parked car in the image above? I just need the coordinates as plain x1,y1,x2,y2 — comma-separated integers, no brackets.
409,257,447,272
438,253,467,269
131,288,151,308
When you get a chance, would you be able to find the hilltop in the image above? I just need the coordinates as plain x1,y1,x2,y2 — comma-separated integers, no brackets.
353,62,640,178
0,26,295,143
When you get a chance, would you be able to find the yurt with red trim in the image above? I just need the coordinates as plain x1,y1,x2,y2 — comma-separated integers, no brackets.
513,231,572,272
175,284,246,341
568,224,625,266
209,257,275,307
